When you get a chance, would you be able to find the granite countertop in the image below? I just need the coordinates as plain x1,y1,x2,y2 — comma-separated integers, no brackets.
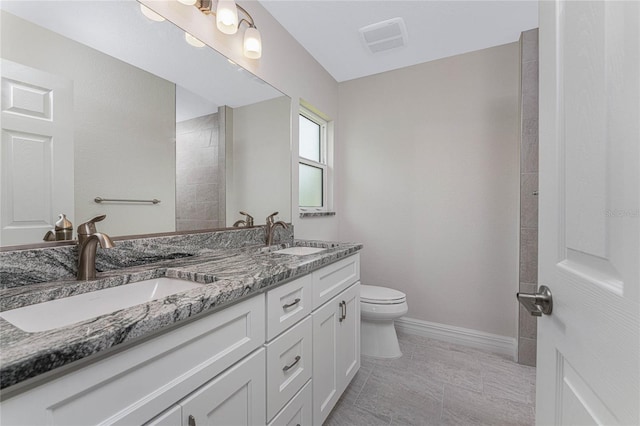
0,240,362,390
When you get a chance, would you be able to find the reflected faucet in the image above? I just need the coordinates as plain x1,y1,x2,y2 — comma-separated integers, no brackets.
265,212,288,246
77,215,115,280
233,211,254,228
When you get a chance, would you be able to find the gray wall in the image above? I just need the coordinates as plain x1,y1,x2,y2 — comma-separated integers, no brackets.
337,43,521,339
227,96,291,226
518,29,539,367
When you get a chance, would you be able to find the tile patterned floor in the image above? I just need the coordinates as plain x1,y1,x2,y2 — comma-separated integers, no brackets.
325,332,536,426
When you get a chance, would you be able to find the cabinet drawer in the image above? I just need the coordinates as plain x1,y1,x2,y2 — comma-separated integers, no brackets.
266,316,313,422
267,274,312,341
268,379,312,426
0,294,265,426
312,254,360,310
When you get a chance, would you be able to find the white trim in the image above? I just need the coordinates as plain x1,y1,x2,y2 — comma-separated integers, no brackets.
298,105,329,211
395,317,517,361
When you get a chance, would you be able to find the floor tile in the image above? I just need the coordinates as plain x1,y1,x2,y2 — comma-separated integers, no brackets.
324,403,391,426
354,369,443,426
326,332,536,426
441,384,535,426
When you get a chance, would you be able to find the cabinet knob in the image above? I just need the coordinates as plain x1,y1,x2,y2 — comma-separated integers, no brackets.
188,415,196,426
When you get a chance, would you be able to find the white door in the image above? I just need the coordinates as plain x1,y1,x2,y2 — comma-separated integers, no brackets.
1,59,73,246
537,1,639,425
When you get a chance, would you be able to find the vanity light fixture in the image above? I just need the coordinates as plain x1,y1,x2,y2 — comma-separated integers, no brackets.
215,0,238,35
179,0,262,59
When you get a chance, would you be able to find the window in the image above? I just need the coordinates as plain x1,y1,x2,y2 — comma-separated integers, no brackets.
299,106,328,211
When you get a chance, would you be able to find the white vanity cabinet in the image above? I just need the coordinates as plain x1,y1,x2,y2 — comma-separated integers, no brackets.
265,253,361,426
1,253,361,426
0,293,265,426
312,283,361,425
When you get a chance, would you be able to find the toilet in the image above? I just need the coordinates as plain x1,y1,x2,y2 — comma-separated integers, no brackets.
360,285,408,358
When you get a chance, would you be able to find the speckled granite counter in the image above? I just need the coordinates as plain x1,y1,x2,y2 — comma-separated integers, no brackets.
0,240,362,390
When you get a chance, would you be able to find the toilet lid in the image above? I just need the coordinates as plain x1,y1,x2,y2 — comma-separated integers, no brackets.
360,285,406,304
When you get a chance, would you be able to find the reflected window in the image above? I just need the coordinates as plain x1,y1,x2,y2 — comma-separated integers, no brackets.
299,107,328,210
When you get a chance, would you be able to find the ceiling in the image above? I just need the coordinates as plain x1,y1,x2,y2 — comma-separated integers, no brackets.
259,0,538,82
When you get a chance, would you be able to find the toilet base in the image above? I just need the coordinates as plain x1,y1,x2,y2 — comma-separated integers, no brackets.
361,319,402,358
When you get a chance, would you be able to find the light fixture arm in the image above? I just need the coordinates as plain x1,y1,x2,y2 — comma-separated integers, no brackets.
236,4,256,29
196,0,256,29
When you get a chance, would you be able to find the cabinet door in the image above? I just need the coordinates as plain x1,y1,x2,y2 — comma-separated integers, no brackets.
337,282,360,396
180,349,266,426
311,295,341,425
268,380,312,426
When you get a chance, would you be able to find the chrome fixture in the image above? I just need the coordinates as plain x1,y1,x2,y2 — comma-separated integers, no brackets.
517,285,553,316
43,213,73,241
174,0,262,59
77,215,115,281
233,211,254,227
94,197,161,204
265,211,288,246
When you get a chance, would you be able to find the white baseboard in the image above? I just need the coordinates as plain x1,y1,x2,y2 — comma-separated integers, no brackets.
395,317,517,360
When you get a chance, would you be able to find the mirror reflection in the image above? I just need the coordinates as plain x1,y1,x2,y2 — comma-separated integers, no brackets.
0,0,291,247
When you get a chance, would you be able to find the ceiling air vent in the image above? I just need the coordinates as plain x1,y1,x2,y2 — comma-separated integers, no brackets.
359,17,408,54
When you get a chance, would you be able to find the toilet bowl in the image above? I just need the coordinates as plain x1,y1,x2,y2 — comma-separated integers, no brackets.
360,285,408,358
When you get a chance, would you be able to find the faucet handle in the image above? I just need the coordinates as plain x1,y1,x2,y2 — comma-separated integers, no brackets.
77,215,107,236
266,212,279,225
239,211,254,227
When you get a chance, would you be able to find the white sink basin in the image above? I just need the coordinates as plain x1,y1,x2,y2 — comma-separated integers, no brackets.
273,247,326,256
0,278,203,333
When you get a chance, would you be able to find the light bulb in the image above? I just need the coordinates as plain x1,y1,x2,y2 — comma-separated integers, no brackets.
177,0,197,5
243,27,262,59
185,32,205,48
140,4,165,22
216,0,238,35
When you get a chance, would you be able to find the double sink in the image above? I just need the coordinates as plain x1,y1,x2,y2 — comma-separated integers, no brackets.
0,244,329,333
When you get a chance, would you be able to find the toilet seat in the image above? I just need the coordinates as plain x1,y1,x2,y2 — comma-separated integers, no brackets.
360,285,406,305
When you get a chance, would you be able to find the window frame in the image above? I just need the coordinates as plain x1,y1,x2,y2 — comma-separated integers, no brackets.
298,106,328,212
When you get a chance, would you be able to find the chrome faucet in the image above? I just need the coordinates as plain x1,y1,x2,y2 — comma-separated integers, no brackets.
233,211,254,227
77,215,115,280
265,212,288,246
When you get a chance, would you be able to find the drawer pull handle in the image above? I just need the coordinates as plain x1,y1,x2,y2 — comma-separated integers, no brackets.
188,415,196,426
282,298,301,310
339,300,346,322
283,355,301,372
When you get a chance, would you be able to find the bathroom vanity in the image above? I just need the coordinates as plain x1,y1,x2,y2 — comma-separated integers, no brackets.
0,237,361,426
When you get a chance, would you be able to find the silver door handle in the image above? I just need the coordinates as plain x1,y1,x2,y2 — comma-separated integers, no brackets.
339,300,346,322
283,355,301,372
283,298,301,309
517,285,553,316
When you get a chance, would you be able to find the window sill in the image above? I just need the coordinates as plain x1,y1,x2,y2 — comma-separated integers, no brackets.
299,211,336,218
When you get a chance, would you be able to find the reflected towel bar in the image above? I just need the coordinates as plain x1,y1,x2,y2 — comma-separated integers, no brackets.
94,197,161,204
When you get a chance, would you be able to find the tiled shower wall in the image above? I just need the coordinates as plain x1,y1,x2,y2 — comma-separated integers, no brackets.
518,29,539,367
176,113,225,231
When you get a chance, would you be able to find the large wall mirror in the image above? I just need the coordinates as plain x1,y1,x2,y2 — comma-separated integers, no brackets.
0,0,291,248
